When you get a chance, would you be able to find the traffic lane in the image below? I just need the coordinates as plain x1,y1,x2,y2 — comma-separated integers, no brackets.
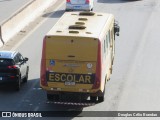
0,78,84,110
0,0,30,23
0,79,43,111
0,79,83,120
116,3,160,111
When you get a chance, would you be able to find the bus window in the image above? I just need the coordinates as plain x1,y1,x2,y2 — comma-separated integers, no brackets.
106,31,110,53
103,40,105,53
105,36,108,55
108,31,110,46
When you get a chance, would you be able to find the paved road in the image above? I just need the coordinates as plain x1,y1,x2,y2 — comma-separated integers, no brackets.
0,0,31,23
0,0,160,120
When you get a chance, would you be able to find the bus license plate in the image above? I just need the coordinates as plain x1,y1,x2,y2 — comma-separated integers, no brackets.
0,77,2,80
65,81,75,86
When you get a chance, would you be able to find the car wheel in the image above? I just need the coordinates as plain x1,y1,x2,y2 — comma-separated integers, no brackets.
23,67,29,83
98,96,104,102
15,77,21,91
23,74,28,83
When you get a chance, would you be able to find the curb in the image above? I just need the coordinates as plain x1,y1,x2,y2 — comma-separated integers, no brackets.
0,0,57,48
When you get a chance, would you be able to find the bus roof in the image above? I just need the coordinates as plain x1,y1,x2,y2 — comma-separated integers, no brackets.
46,11,114,38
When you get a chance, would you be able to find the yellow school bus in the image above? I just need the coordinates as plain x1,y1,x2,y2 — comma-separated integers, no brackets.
40,11,120,103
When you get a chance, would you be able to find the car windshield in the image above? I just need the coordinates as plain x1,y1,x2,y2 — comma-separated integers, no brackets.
0,59,14,66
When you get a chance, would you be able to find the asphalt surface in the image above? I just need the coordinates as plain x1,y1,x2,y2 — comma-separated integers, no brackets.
0,0,160,120
0,0,31,23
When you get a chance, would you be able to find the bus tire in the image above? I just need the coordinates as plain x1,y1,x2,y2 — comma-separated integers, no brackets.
90,96,97,102
54,95,59,101
98,86,105,102
98,96,104,102
47,94,53,101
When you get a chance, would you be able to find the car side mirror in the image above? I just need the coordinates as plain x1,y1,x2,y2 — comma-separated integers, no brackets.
115,26,120,34
114,21,120,36
19,59,23,62
24,57,29,61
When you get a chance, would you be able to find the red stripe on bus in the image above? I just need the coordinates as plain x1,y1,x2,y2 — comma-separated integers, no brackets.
40,37,48,86
92,40,101,89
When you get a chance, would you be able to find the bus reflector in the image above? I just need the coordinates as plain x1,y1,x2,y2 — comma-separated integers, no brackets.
79,89,90,92
51,88,62,91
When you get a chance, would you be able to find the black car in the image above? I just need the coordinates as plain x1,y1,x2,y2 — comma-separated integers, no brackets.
0,51,29,91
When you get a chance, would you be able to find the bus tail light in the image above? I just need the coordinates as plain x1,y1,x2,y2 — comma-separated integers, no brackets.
40,37,48,87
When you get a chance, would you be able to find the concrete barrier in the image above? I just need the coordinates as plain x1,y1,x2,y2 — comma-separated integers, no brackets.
0,0,57,47
0,26,4,47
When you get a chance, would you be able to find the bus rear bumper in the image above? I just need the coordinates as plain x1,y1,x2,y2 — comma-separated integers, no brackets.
46,89,103,97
